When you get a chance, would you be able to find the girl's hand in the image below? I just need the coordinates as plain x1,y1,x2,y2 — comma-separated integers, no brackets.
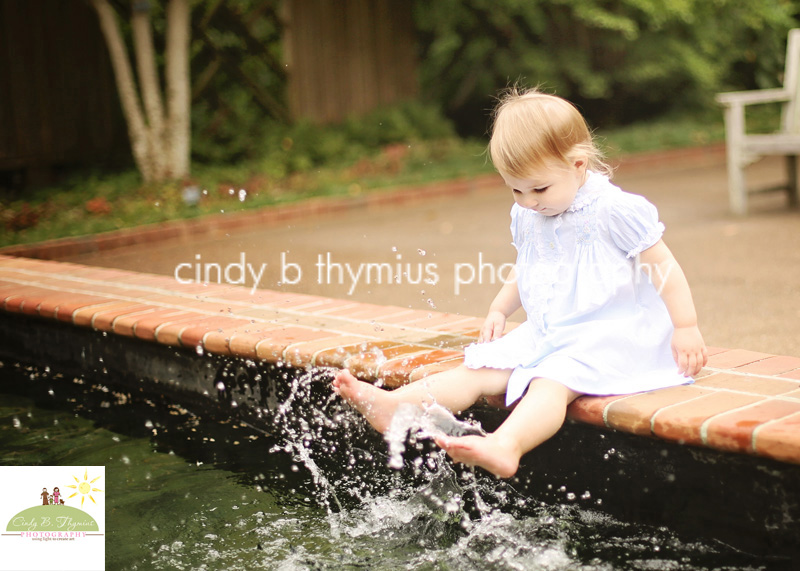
479,310,507,342
671,325,708,377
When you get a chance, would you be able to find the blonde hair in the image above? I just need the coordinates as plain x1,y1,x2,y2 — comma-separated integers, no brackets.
489,87,611,178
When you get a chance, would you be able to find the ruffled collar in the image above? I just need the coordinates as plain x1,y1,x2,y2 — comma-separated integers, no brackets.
566,170,606,213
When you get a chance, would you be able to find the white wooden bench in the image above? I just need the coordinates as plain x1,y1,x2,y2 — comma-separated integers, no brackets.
716,28,800,215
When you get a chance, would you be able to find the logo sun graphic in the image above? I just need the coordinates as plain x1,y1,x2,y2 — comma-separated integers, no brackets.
66,468,103,508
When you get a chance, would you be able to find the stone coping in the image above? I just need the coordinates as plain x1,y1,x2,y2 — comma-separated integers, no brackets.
2,254,799,467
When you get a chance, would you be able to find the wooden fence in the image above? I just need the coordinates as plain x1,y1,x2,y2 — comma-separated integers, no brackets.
0,0,127,185
284,0,419,123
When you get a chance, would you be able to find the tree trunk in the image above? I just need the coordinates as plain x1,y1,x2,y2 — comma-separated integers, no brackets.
165,0,191,179
91,0,152,180
91,0,190,182
131,2,167,179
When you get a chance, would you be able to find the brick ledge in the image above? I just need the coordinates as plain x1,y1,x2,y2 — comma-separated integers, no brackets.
1,253,797,466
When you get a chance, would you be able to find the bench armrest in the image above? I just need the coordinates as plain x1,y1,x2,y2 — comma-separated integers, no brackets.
715,88,791,107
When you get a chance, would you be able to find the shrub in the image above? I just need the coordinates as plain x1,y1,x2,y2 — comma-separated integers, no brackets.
414,0,797,133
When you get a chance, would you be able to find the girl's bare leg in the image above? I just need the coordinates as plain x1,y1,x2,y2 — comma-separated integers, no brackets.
436,378,581,479
332,365,512,434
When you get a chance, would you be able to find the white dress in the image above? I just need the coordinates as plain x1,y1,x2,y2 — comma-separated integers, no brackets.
464,171,691,405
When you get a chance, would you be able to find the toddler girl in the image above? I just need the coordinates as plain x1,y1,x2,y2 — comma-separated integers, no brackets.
333,88,707,479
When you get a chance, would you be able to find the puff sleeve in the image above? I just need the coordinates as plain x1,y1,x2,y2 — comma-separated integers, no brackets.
607,192,665,258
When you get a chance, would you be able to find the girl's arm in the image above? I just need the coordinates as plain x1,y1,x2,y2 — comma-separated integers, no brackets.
639,239,708,377
480,266,522,342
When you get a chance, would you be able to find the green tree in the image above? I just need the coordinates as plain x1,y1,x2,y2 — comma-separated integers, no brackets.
414,0,797,133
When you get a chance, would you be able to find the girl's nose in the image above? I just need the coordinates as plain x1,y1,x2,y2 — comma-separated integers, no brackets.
519,195,538,209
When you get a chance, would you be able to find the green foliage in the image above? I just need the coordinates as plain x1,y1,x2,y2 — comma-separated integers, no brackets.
0,132,488,248
189,0,287,162
253,102,455,178
191,0,797,159
194,98,455,173
598,113,726,158
2,88,467,248
343,103,456,148
414,0,797,131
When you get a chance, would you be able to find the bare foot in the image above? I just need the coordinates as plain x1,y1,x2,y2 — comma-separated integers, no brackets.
332,369,398,434
435,433,521,479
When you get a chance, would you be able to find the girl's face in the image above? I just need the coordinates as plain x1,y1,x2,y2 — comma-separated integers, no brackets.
501,159,587,216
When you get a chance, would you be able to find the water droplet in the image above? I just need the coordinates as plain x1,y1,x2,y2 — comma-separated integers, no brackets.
417,249,426,256
238,189,247,202
427,298,436,308
195,345,204,356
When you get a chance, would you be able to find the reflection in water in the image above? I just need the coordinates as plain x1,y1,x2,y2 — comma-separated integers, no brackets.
0,361,769,570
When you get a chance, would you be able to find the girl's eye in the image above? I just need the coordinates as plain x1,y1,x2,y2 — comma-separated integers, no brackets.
533,186,549,193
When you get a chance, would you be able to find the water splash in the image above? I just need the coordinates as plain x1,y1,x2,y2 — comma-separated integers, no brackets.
385,402,485,470
267,367,348,514
286,439,343,513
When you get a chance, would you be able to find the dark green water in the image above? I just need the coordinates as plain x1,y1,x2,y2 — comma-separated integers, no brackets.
0,361,774,570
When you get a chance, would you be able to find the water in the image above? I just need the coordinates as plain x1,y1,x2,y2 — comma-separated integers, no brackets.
0,361,771,570
385,402,486,469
